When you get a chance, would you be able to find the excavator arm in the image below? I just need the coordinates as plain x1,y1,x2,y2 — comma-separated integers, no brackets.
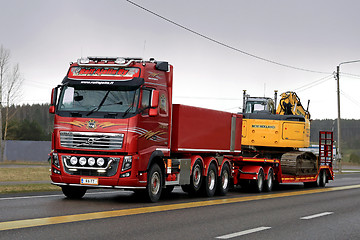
276,91,310,119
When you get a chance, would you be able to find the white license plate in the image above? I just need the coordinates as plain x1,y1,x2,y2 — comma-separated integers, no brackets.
80,178,98,185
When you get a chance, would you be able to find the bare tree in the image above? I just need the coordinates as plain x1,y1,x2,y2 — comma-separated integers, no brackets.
0,45,10,162
3,64,24,144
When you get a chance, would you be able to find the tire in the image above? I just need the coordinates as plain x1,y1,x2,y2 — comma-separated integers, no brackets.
203,163,217,197
319,170,327,187
146,163,163,203
62,186,87,199
188,160,203,195
304,172,321,188
264,168,274,192
217,164,230,196
252,168,264,193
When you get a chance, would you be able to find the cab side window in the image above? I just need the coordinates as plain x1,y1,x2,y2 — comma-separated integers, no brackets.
141,89,151,114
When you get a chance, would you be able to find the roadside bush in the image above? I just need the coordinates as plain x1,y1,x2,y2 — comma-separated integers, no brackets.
349,153,360,164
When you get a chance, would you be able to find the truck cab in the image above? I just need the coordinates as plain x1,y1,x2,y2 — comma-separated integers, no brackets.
49,57,172,201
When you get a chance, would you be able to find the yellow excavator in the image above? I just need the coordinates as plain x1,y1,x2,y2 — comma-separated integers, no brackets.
241,90,315,176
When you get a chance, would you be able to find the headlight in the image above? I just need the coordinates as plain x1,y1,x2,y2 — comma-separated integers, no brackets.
88,157,95,166
79,157,87,166
97,158,105,167
52,153,60,168
122,156,132,171
70,156,78,165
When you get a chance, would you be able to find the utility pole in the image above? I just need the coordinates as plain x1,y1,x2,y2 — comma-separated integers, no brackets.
336,60,360,173
336,65,342,173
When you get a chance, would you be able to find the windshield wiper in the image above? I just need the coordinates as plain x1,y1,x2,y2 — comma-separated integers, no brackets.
86,90,110,116
122,93,137,117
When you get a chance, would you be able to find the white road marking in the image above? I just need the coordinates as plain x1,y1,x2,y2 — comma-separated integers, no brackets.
300,212,334,220
0,191,123,201
216,227,271,239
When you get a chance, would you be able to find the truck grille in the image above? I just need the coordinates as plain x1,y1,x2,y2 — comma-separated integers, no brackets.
60,131,124,150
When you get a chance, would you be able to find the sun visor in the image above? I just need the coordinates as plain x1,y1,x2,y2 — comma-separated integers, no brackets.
62,77,145,90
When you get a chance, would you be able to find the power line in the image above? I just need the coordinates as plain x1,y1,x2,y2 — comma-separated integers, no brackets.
174,96,241,101
341,72,360,79
294,74,333,92
340,90,360,109
126,0,331,74
175,75,334,101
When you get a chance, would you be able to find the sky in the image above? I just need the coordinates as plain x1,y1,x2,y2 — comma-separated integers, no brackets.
1,0,360,119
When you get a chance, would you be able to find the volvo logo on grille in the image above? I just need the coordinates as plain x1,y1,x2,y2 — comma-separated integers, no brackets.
86,137,96,145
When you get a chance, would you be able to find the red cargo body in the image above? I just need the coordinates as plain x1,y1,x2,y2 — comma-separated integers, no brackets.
171,104,242,154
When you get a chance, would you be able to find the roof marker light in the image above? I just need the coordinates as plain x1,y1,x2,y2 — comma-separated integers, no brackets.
78,57,90,64
115,58,126,64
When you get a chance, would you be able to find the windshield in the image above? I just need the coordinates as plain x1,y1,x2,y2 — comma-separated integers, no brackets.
245,101,267,113
58,85,140,116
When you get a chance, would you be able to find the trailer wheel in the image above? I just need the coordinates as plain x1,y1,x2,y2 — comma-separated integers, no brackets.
319,170,327,187
253,168,264,193
264,168,274,192
203,163,217,197
217,164,230,196
146,163,163,202
61,186,87,199
304,173,321,188
187,160,203,195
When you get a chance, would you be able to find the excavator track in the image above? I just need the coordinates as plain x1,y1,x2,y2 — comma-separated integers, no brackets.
280,151,317,176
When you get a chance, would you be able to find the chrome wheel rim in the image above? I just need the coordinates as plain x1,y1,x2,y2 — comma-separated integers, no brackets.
208,170,216,190
321,171,326,185
258,172,263,190
151,172,160,195
193,165,201,188
222,170,229,190
267,173,273,189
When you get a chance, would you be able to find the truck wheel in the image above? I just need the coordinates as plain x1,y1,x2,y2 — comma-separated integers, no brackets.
264,168,274,192
253,168,264,193
217,164,230,196
188,160,203,195
146,163,163,202
61,186,87,199
203,163,217,197
319,170,327,187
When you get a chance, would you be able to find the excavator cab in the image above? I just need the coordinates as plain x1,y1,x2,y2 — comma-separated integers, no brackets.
242,90,277,115
244,97,275,114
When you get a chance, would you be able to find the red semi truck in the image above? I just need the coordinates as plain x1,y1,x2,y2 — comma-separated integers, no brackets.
49,57,334,202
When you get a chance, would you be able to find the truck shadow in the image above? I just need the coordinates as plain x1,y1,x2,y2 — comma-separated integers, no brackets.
60,183,310,205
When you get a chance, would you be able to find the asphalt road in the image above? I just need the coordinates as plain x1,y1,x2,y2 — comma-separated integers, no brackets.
0,174,360,240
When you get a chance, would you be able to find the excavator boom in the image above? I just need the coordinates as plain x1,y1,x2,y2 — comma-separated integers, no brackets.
276,91,310,119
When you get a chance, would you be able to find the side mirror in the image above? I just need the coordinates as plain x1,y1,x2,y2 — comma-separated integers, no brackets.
49,105,55,114
49,88,58,114
150,90,159,108
149,90,159,117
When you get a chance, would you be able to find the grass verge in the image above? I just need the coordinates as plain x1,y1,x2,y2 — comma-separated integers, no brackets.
0,166,59,194
1,161,49,166
0,167,51,182
0,184,59,194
